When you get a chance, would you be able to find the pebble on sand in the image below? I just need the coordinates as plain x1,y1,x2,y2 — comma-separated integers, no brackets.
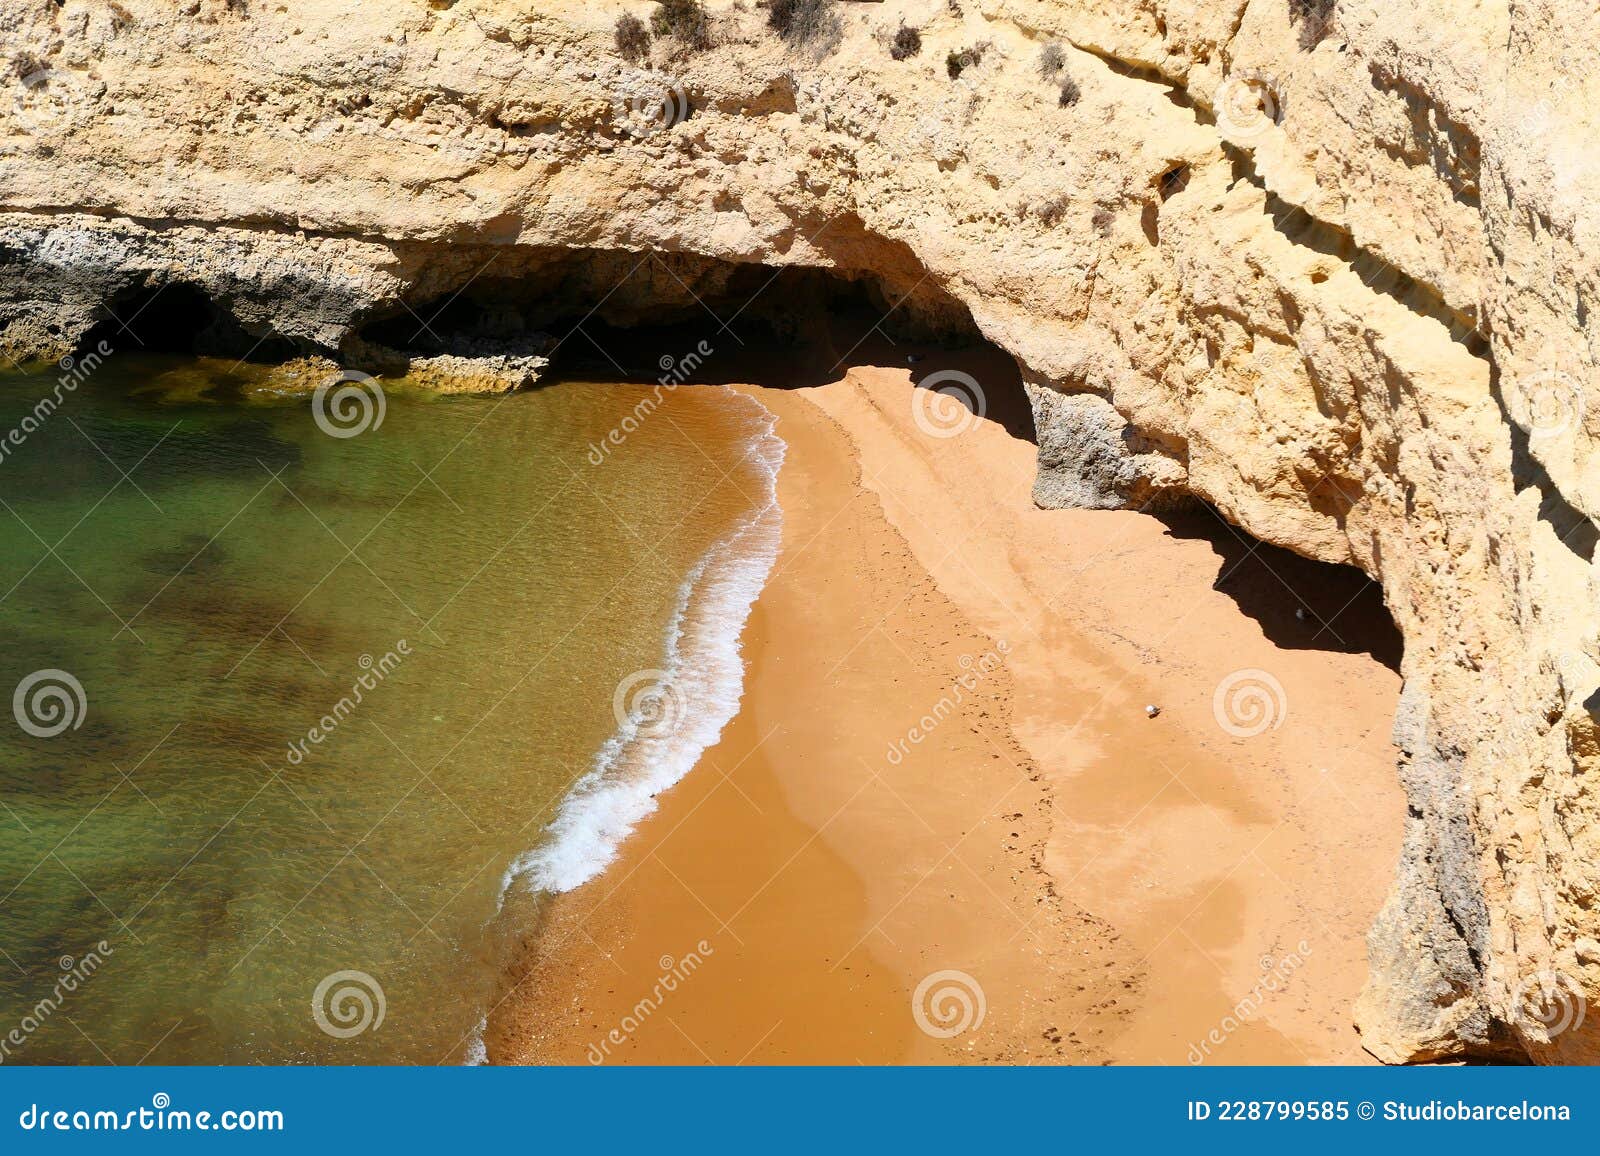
1145,704,1161,718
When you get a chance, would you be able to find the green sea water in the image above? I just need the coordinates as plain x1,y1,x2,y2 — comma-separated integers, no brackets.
0,355,781,1064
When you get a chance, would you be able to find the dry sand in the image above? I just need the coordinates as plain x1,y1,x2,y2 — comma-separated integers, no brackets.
485,346,1403,1065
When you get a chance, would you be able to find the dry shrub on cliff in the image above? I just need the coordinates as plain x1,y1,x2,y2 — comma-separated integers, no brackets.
768,0,838,47
1033,194,1072,228
652,0,711,49
1038,41,1064,78
946,45,983,79
10,52,46,81
615,13,652,61
1289,0,1336,49
890,25,922,61
1058,75,1081,106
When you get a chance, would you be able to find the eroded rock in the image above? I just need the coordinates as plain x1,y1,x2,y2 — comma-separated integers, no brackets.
3,0,1598,1063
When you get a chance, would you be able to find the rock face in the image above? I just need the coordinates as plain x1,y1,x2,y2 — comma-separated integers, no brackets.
3,0,1598,1062
1028,388,1190,511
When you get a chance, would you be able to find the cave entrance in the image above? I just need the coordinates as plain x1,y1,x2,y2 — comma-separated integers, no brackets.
85,282,216,354
352,248,1036,442
83,282,294,361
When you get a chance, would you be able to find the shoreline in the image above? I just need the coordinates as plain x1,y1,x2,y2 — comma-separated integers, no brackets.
497,387,786,899
485,351,1404,1065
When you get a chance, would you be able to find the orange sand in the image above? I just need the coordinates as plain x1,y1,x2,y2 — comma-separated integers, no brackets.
485,348,1403,1065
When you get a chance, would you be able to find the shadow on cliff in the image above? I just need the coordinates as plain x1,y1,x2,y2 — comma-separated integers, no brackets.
544,309,1038,445
1157,504,1404,672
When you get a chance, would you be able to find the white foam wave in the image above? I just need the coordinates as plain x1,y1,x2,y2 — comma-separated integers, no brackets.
462,1019,488,1066
500,394,786,898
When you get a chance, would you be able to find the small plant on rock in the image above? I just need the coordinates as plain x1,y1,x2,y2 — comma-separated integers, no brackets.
768,0,837,46
1034,194,1071,228
1288,0,1336,49
890,24,922,61
946,45,982,79
615,12,652,61
1058,75,1081,106
652,0,711,49
1038,41,1065,78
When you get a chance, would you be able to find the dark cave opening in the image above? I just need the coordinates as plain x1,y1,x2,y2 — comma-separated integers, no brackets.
83,282,217,354
59,247,1035,444
532,302,1038,445
352,250,1035,443
1160,504,1404,671
356,257,981,364
82,281,296,362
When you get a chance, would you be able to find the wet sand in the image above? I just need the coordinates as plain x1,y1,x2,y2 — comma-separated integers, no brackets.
485,348,1403,1065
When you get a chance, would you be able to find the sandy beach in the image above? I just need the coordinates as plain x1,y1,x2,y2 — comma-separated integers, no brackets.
485,347,1404,1065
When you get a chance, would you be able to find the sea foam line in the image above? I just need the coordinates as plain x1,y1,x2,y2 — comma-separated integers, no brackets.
500,392,786,900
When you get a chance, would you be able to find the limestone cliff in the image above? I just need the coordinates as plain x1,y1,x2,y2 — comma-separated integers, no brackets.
3,0,1598,1063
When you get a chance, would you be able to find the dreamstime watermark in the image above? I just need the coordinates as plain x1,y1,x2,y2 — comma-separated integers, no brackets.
1211,667,1287,738
1186,940,1312,1063
0,943,114,1064
311,970,386,1039
283,642,410,765
273,54,684,165
1510,65,1581,142
12,669,87,738
613,71,690,139
0,341,113,468
1505,368,1585,441
587,340,714,465
17,1094,284,1133
885,641,1010,765
912,969,986,1038
612,668,686,742
910,109,970,161
312,370,386,439
1499,63,1588,202
9,66,92,140
948,46,987,94
586,940,714,1063
911,369,987,438
296,105,500,167
1213,70,1283,141
1512,969,1587,1040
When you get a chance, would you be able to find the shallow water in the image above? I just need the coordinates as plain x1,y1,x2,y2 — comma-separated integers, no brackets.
0,355,779,1064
